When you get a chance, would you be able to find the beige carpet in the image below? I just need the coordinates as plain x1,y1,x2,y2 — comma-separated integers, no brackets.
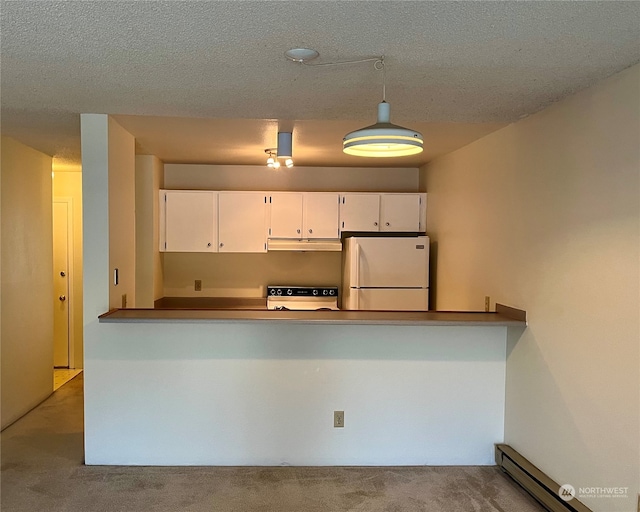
1,375,544,512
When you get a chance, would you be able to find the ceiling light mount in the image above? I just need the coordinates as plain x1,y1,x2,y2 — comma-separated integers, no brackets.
285,48,319,64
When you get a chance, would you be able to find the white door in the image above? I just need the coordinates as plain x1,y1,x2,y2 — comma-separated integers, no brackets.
352,288,429,311
304,193,339,239
351,236,429,288
219,192,268,252
380,194,421,232
340,194,380,232
269,193,303,238
164,191,217,252
53,201,70,368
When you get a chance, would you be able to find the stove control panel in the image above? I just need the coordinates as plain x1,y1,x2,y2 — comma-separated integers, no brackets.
267,286,338,298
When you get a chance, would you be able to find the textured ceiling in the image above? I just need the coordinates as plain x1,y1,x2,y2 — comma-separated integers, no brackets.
1,1,639,167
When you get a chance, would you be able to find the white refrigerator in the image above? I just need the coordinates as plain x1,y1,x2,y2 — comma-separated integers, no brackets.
342,236,430,311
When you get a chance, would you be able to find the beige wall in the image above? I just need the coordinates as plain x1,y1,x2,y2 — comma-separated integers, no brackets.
164,164,419,192
162,164,419,297
421,64,639,511
135,155,164,307
163,252,342,298
1,137,53,429
108,118,136,309
52,162,83,368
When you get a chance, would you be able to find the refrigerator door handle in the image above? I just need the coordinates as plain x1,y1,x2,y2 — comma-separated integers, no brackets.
354,242,360,288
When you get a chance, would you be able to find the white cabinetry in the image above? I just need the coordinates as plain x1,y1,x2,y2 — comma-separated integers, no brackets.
160,190,217,252
268,192,340,239
380,193,421,232
303,193,339,239
269,193,303,238
339,194,380,232
218,192,267,253
340,193,425,233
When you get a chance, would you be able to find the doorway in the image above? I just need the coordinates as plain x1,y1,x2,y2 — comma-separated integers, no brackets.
53,198,74,369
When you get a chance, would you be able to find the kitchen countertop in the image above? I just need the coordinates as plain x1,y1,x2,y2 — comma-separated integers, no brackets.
99,303,526,327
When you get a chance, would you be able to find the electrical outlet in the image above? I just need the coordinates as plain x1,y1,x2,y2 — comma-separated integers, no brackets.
194,280,202,291
485,296,490,312
121,293,127,308
334,410,344,428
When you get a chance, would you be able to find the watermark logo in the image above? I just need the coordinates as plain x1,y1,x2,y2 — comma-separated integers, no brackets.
559,484,576,502
558,484,629,501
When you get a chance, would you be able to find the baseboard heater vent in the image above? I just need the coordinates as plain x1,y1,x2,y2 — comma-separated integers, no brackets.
495,444,592,512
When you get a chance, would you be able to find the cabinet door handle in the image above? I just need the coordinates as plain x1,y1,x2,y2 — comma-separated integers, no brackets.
207,242,212,247
308,229,313,234
385,222,390,227
59,295,66,301
374,222,378,226
219,242,224,247
296,229,300,234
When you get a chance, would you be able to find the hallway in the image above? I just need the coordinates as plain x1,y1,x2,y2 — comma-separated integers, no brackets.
1,375,544,512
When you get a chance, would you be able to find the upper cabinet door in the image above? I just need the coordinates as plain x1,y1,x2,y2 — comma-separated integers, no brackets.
340,194,380,232
304,193,339,239
380,194,421,232
163,190,217,252
269,193,303,238
218,192,267,253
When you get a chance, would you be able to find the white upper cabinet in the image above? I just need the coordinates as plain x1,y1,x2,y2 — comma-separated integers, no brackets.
380,193,421,232
218,192,267,253
303,193,340,239
340,194,381,232
161,190,217,252
269,193,303,238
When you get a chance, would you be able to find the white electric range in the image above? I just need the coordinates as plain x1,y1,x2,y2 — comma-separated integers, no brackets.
266,286,339,311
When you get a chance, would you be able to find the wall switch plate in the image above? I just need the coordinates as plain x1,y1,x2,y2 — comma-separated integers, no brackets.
334,410,344,428
194,280,202,291
121,294,127,308
485,296,490,312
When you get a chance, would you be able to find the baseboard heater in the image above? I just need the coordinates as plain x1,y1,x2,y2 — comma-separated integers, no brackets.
495,444,592,512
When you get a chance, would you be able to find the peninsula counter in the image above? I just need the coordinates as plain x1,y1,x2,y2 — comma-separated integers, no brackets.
85,305,526,466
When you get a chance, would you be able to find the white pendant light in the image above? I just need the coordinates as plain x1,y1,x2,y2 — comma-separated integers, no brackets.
343,101,423,157
343,58,423,158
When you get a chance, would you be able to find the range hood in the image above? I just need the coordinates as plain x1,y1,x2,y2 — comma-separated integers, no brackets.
267,239,342,252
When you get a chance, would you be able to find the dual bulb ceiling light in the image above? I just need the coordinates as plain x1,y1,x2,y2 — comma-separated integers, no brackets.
285,49,423,158
265,132,294,169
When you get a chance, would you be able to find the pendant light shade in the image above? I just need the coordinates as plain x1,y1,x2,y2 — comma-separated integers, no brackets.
343,102,423,157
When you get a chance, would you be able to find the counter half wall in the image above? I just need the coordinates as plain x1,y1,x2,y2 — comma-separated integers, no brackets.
84,318,517,466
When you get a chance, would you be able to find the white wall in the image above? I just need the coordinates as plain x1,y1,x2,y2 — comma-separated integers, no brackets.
135,155,164,307
108,118,136,308
162,164,419,298
1,137,53,429
421,64,640,512
85,321,508,466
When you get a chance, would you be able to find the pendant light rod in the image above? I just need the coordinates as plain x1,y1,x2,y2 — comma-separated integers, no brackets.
301,56,382,67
